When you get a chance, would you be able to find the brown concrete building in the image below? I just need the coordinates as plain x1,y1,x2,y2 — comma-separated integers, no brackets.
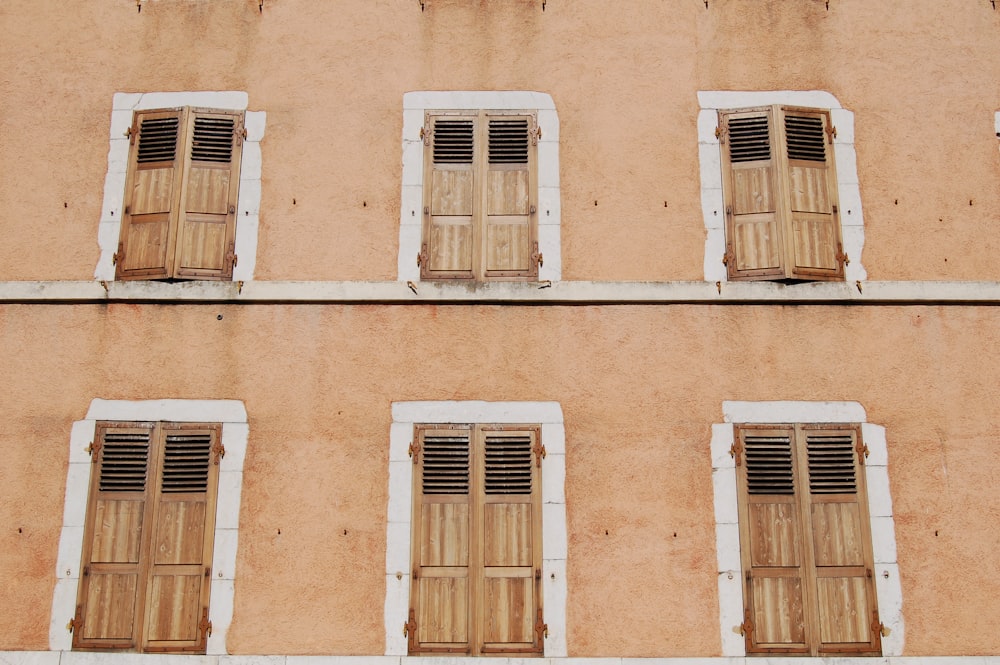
1,1,999,664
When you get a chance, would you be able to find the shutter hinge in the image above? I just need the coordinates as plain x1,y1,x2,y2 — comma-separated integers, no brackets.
826,124,837,143
67,607,82,634
534,609,548,641
235,125,247,144
199,608,213,637
85,439,102,459
419,121,431,146
715,125,727,144
871,609,889,637
529,121,542,145
417,243,428,268
404,608,417,646
856,439,870,462
224,241,237,270
212,442,226,465
722,237,735,267
125,125,137,143
408,442,421,463
112,242,125,267
533,442,546,467
835,242,850,266
729,440,743,466
738,608,754,639
531,242,544,269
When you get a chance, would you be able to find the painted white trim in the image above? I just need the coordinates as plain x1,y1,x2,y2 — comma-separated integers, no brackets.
398,91,561,283
50,399,249,655
386,401,567,657
10,278,1000,304
94,92,266,282
710,401,903,657
698,91,867,283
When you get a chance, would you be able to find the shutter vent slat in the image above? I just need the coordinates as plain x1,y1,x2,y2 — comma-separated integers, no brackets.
744,434,794,495
423,435,470,494
488,119,529,165
162,433,211,493
806,433,857,494
136,117,179,164
191,116,235,163
728,116,771,163
485,435,532,495
99,432,150,492
433,120,474,164
785,115,826,162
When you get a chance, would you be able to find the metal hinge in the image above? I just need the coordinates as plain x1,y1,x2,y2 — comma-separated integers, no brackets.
835,242,850,266
408,442,421,463
124,124,138,143
235,125,248,143
224,241,237,270
729,440,743,466
531,242,544,269
404,608,417,640
529,120,542,145
112,242,125,267
738,608,754,638
871,609,889,637
199,608,213,637
417,243,428,268
533,442,546,467
534,609,548,641
419,121,431,145
212,442,226,465
715,125,727,144
856,439,870,462
826,124,837,143
85,439,102,459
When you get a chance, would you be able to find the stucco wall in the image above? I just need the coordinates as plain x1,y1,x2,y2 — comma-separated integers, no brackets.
0,1,998,282
2,303,1000,656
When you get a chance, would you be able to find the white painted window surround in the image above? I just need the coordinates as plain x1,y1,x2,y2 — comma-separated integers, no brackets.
94,92,266,282
711,401,903,658
49,399,249,655
698,91,867,283
398,92,561,283
386,401,567,657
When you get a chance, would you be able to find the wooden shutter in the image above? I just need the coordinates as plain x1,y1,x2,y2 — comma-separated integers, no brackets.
422,115,476,279
782,109,844,280
736,425,810,654
477,426,542,654
721,108,785,280
173,110,244,280
410,425,473,653
117,110,185,280
142,423,220,652
736,424,880,656
482,114,537,279
802,425,880,654
74,422,155,649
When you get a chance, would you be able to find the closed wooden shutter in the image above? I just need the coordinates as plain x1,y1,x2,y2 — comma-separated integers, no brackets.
74,422,220,653
721,108,785,280
143,423,220,652
482,115,536,279
478,426,542,654
422,115,476,279
736,424,880,657
409,424,543,656
74,422,155,649
410,425,473,653
802,425,879,654
736,425,809,654
174,110,244,280
783,110,844,280
117,110,185,280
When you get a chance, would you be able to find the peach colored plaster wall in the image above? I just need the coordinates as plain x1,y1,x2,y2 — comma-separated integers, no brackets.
0,1,998,282
2,304,1000,656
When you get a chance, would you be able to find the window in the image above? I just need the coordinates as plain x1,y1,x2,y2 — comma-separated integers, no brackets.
419,111,540,281
71,421,222,652
114,106,244,281
718,105,845,281
407,423,544,655
733,422,881,656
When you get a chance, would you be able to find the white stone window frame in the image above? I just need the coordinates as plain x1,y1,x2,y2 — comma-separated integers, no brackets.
385,401,567,657
398,92,561,283
698,91,867,283
50,399,249,655
710,400,903,657
95,92,266,282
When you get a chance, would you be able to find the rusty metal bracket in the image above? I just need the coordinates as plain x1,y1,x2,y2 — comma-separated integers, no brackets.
533,442,546,467
729,440,742,466
826,124,838,143
212,442,226,465
408,442,421,463
534,609,548,641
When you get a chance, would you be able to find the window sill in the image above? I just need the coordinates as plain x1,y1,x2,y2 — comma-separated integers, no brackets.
2,279,1000,304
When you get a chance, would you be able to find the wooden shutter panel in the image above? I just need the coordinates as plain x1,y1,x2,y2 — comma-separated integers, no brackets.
117,110,185,280
422,115,476,279
142,424,220,652
478,426,542,654
483,115,536,279
783,109,844,280
736,425,810,654
173,110,243,280
802,425,880,654
410,426,473,653
721,108,785,280
74,422,155,649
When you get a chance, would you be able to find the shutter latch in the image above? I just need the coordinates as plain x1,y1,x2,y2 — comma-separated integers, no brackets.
534,609,548,641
